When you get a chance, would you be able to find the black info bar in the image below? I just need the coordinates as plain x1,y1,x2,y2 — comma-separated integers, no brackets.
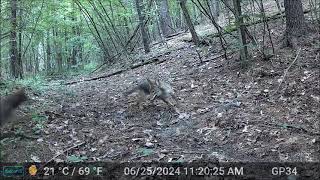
1,162,319,179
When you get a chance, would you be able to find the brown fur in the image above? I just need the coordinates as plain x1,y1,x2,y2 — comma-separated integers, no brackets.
125,78,179,112
0,89,28,125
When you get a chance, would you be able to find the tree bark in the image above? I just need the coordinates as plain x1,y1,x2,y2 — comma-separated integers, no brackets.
71,1,77,66
274,0,282,13
0,0,2,78
284,0,309,37
10,0,18,78
135,0,150,53
46,30,51,72
233,0,249,67
209,0,220,18
17,3,23,78
156,0,174,37
53,28,63,72
179,0,200,46
34,46,39,74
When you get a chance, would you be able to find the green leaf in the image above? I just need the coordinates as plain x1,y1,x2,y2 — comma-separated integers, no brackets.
281,123,288,129
67,155,88,162
137,148,154,156
173,158,185,163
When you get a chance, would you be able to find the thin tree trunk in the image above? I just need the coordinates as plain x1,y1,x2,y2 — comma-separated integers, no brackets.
156,0,174,37
209,0,220,18
71,1,77,66
0,0,2,78
53,28,63,72
17,3,23,78
233,0,249,67
77,23,83,64
34,46,39,74
274,0,282,13
75,0,111,60
124,17,130,41
135,0,150,53
46,30,51,72
179,0,200,46
175,0,182,29
10,0,18,78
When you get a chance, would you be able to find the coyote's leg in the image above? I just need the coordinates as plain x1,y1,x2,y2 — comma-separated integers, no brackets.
160,97,180,113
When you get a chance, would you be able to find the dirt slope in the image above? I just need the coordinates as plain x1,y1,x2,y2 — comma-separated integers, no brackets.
1,18,319,163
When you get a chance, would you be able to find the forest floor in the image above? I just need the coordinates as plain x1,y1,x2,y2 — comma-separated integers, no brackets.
2,11,320,163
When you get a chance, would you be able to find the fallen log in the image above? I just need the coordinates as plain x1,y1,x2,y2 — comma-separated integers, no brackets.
65,51,172,85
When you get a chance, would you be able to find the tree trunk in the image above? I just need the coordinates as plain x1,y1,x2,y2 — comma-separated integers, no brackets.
233,0,249,67
175,0,181,29
154,19,160,40
274,0,282,13
284,0,309,41
179,0,200,46
17,4,23,78
135,0,150,53
34,46,39,74
10,0,18,78
210,0,220,18
156,0,174,37
64,26,71,69
191,2,199,25
77,11,84,64
53,28,63,72
71,2,77,66
28,50,33,72
0,0,2,78
124,17,130,41
46,30,51,72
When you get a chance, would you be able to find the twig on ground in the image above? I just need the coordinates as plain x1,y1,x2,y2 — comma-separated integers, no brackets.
44,142,86,165
263,48,301,100
257,121,320,136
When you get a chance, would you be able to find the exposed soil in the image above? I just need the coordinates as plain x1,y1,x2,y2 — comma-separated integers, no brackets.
1,15,319,164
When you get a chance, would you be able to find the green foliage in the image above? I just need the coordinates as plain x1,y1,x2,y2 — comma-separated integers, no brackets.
57,61,98,77
83,61,98,72
67,155,88,163
248,13,265,19
0,78,39,96
32,113,47,123
137,148,154,156
31,113,47,134
17,75,49,93
0,75,51,102
172,158,185,163
224,24,237,33
0,81,15,96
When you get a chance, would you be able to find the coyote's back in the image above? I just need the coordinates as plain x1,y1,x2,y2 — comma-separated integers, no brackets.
124,78,179,111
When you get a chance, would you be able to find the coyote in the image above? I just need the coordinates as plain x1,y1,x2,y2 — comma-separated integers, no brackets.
124,78,179,111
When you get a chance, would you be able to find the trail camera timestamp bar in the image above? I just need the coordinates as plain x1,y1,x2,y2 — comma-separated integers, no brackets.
0,162,318,179
123,166,243,176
